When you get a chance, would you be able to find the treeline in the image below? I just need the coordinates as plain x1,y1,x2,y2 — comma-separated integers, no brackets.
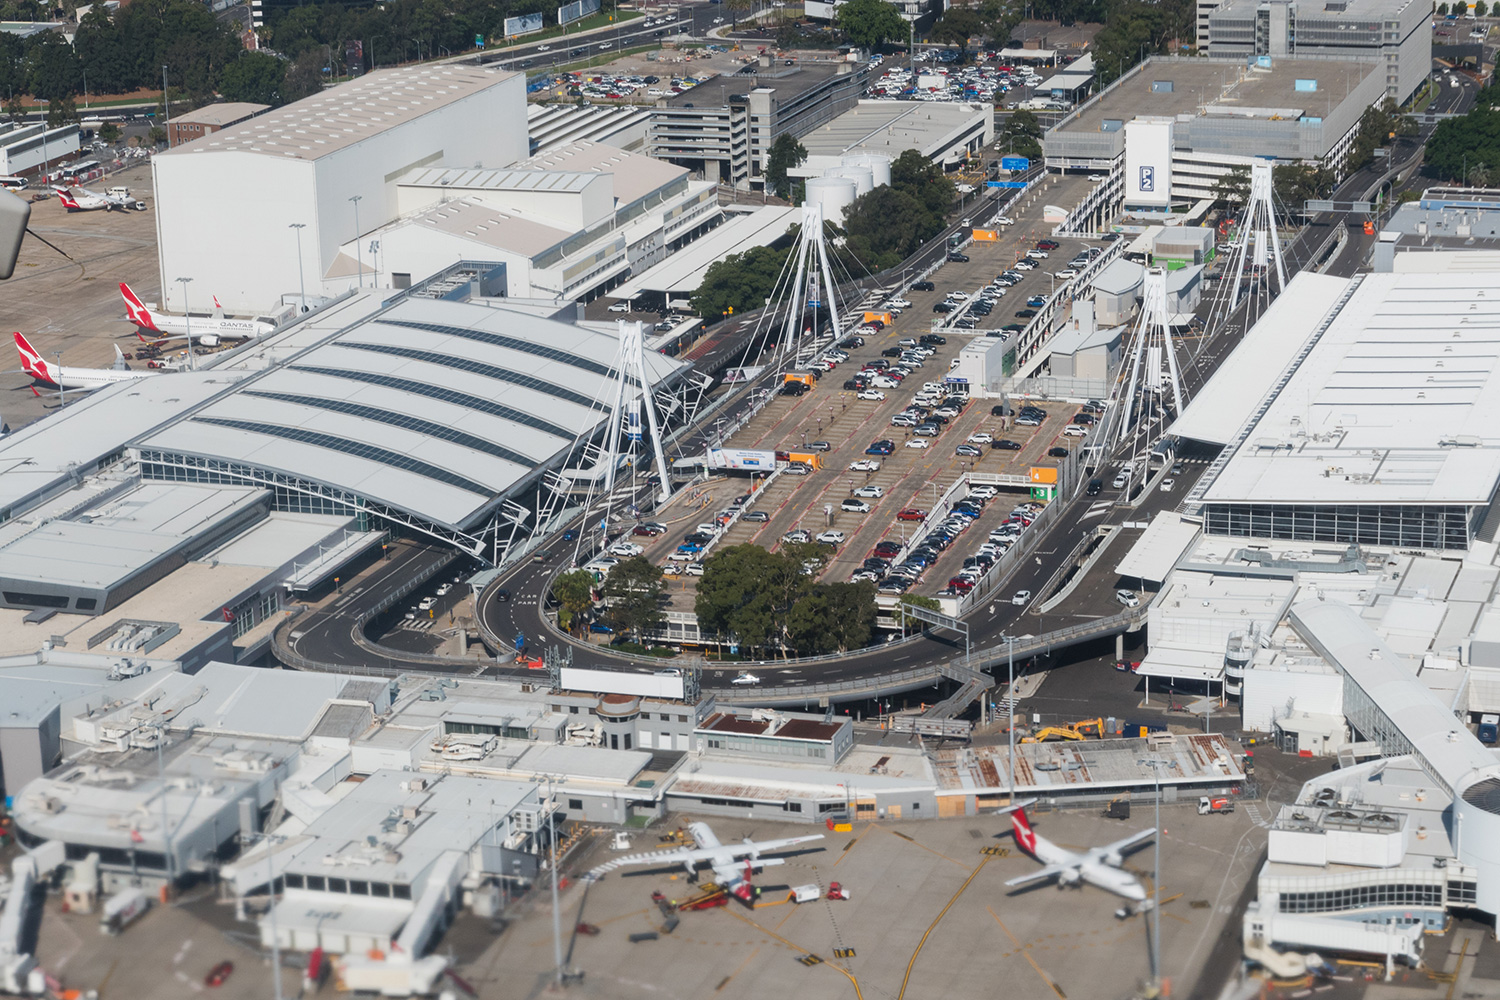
263,0,563,64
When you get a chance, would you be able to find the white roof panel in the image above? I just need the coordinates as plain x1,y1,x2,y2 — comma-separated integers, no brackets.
1114,513,1202,584
1172,272,1350,445
610,205,799,299
1200,271,1500,504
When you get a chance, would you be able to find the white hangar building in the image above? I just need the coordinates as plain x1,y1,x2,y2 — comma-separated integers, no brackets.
152,64,530,316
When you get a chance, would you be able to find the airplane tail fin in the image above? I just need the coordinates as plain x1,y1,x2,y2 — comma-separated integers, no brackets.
119,282,159,331
14,332,54,383
999,799,1040,857
113,343,128,371
55,189,78,210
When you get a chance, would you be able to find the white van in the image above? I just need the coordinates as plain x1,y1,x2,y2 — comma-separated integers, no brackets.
0,176,27,190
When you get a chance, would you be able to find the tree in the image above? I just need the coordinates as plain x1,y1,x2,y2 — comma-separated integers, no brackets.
1470,162,1493,187
1476,0,1489,16
891,148,954,219
932,7,983,61
842,185,941,269
892,593,941,630
220,51,287,106
552,569,596,633
600,556,665,638
281,49,327,103
836,0,907,49
765,132,807,200
1424,106,1500,182
148,124,167,146
1212,164,1250,209
696,543,873,656
690,242,793,320
696,544,783,654
44,94,77,127
1437,2,1449,13
99,120,121,143
999,108,1045,160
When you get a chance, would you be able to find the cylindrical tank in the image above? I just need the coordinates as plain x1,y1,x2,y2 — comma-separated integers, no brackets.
841,152,891,188
804,177,857,225
832,166,874,197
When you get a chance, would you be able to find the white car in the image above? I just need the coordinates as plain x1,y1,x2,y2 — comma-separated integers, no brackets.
1056,268,1080,279
887,298,912,308
608,541,644,557
1015,260,1037,270
685,562,705,576
1160,478,1176,492
966,432,993,445
849,459,881,472
713,15,724,22
1062,424,1088,437
435,583,453,596
856,389,887,401
968,485,998,499
816,530,846,544
1026,249,1049,259
904,438,930,449
1011,589,1032,606
947,291,970,301
731,672,761,685
538,44,552,50
1088,174,1104,182
1116,589,1141,608
872,376,902,389
853,485,884,498
418,596,438,610
995,216,1014,226
840,498,872,513
607,301,631,313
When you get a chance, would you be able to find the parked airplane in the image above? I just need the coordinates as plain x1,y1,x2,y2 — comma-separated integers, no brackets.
14,331,154,392
586,821,824,901
53,185,145,212
999,799,1155,906
120,282,276,346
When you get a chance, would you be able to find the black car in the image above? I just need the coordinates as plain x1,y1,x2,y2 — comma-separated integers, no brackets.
947,252,970,263
839,335,865,349
683,531,714,544
912,280,935,291
881,347,904,358
933,302,955,313
1086,478,1103,496
1015,309,1037,318
1047,447,1070,458
920,334,947,345
955,318,977,329
991,404,1010,417
779,382,808,397
843,378,867,390
992,439,1023,450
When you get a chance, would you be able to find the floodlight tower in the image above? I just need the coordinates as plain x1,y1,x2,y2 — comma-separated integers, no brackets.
1228,157,1288,311
601,320,674,505
1116,266,1185,446
777,201,845,360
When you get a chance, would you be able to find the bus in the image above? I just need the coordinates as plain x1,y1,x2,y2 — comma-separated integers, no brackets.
58,159,101,181
0,176,27,191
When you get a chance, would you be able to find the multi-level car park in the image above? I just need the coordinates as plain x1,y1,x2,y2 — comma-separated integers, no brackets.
866,55,1047,104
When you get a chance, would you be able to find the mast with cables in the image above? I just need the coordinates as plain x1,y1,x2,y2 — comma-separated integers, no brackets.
1225,157,1288,311
1116,266,1185,447
601,320,675,506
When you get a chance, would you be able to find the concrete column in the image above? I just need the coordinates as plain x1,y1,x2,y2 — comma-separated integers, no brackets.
1115,633,1124,661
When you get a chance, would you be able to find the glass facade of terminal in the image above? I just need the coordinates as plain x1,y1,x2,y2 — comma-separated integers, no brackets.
1203,503,1472,551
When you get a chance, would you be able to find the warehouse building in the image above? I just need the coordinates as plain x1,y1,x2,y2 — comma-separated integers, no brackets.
1044,58,1383,204
152,64,529,315
648,59,871,189
165,101,269,147
0,121,80,177
1206,0,1432,104
789,99,995,176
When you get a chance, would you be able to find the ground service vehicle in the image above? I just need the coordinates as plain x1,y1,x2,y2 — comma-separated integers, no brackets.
1198,796,1236,815
100,887,150,935
1480,714,1499,744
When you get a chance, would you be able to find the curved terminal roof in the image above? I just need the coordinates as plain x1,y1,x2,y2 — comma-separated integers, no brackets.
136,297,685,532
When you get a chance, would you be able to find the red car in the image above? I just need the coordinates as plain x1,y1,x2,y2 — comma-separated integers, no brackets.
896,508,927,522
873,541,903,558
947,577,976,593
205,961,234,987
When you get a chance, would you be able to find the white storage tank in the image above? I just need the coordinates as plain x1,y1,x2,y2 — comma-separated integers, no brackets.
805,176,857,225
832,166,874,197
842,153,891,188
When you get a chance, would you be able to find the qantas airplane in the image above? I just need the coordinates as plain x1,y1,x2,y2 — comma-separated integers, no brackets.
1000,799,1156,906
585,821,824,902
53,186,145,212
120,282,277,346
13,331,155,392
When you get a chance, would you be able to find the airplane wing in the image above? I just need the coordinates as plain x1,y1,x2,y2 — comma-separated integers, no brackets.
1004,863,1075,888
1094,828,1156,861
586,843,722,880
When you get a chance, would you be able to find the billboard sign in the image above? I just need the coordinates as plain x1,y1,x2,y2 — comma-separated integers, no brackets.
987,181,1028,188
707,448,777,471
1000,156,1030,172
1123,118,1172,208
504,12,544,37
560,666,685,701
557,0,600,25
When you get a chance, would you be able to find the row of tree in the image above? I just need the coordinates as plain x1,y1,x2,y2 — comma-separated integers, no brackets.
1435,2,1488,14
551,543,880,657
1425,95,1500,185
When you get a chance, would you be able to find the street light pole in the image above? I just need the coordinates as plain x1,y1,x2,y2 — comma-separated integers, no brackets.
176,277,194,370
1139,756,1167,987
162,65,171,147
1006,635,1016,800
289,223,308,313
349,195,364,288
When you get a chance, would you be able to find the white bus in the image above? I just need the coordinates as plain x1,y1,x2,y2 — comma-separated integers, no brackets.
58,159,101,181
0,176,28,191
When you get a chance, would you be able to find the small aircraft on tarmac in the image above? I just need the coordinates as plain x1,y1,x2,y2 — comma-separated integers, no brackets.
53,185,146,212
999,799,1156,908
585,821,824,901
120,282,277,346
13,331,155,394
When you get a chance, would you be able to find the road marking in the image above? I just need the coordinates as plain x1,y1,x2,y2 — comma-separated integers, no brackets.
897,857,990,1000
988,906,1067,999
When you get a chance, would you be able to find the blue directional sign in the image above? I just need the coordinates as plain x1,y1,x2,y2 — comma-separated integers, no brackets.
1001,156,1031,172
515,632,526,652
987,181,1029,189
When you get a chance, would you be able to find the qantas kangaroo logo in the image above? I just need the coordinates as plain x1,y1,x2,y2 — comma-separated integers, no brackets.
1010,808,1038,855
13,332,51,381
119,283,158,330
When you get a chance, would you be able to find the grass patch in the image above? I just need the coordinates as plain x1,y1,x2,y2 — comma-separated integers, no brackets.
609,641,679,658
495,8,641,50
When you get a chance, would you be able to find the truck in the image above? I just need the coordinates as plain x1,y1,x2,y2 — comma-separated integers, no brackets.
99,887,149,935
1198,796,1235,815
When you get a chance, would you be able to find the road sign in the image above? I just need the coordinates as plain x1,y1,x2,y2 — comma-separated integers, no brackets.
1001,156,1031,171
901,603,963,632
987,181,1029,189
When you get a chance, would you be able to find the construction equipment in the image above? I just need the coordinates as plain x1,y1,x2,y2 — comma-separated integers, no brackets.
1198,796,1235,815
1021,726,1086,743
1069,718,1106,739
1103,798,1131,821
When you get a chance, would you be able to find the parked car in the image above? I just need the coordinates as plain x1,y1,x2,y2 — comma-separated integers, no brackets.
840,498,872,513
866,439,896,455
853,485,884,498
1116,589,1141,608
896,508,927,521
992,439,1022,450
744,510,770,522
816,530,846,544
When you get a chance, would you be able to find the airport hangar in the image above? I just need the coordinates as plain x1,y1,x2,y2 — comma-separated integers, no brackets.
0,268,693,617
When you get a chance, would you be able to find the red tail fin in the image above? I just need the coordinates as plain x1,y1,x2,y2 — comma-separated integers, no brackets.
119,282,158,331
1010,807,1038,856
14,332,53,384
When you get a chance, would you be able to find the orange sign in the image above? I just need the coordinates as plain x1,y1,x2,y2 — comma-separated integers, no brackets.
972,229,999,242
863,311,894,326
787,452,822,469
1028,466,1058,484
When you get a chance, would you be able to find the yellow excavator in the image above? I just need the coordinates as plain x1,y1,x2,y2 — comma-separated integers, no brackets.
1021,718,1106,743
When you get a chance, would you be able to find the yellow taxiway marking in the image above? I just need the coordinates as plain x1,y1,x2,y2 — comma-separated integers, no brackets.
989,905,1067,1000
723,907,863,1000
896,857,990,1000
